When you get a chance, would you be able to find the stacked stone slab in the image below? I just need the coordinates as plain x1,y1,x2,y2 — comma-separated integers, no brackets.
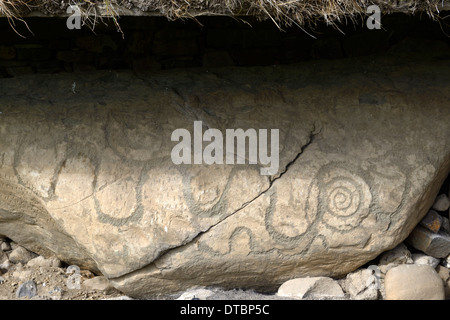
407,193,450,259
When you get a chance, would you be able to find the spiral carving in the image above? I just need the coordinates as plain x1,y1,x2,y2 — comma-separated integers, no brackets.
325,179,362,217
316,164,372,231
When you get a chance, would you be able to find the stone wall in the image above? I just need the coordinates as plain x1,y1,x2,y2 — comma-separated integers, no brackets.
0,12,449,77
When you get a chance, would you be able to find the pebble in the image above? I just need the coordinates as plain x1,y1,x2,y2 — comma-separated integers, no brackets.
432,194,450,212
83,276,115,294
0,259,11,273
412,253,440,268
101,296,133,300
27,255,61,268
378,243,413,268
436,265,449,282
277,277,345,300
341,268,379,300
1,242,11,251
80,269,95,279
8,246,36,264
176,288,215,300
407,226,450,258
442,217,450,234
420,210,444,233
16,280,37,299
0,250,8,264
442,254,450,268
385,264,444,300
436,265,450,299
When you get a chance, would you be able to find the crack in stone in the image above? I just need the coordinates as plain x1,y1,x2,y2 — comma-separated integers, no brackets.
49,192,95,210
140,124,322,274
269,123,321,185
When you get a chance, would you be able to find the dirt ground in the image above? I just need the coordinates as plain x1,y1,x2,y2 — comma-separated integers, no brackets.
0,259,296,300
0,239,128,300
0,264,128,300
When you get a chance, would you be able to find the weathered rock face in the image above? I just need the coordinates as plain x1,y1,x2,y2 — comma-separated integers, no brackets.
0,54,449,298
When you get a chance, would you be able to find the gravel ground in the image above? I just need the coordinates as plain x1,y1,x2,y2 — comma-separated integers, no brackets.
0,262,126,300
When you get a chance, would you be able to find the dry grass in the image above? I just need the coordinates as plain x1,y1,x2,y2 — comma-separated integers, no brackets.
121,0,450,28
70,0,123,35
0,0,123,36
0,0,33,36
0,0,449,34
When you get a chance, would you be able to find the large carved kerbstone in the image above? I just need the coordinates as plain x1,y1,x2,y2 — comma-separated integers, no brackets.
0,55,449,297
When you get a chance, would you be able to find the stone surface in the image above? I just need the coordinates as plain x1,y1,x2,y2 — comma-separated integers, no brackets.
407,226,450,258
277,277,345,299
0,259,10,273
442,255,450,268
436,266,450,299
442,217,450,234
16,280,37,299
202,51,234,68
342,268,379,300
131,57,162,71
152,29,200,57
385,264,444,300
412,253,440,268
445,279,450,299
379,243,413,266
0,55,449,298
0,250,8,264
1,242,11,251
0,46,16,60
436,265,449,282
27,256,61,268
176,287,215,300
101,295,134,300
83,276,115,293
432,194,450,211
419,210,443,233
8,247,36,265
75,36,114,54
